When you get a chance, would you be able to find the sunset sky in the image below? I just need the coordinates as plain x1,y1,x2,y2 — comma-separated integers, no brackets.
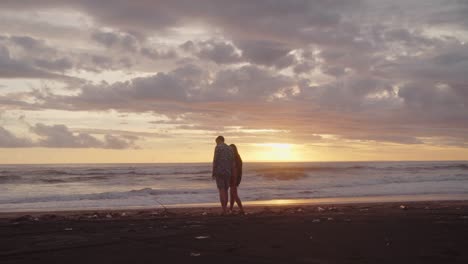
0,0,467,163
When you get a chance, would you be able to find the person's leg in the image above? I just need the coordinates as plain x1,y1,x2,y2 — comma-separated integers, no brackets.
218,188,227,214
229,187,235,211
220,188,228,214
233,187,244,213
218,188,224,211
217,175,230,214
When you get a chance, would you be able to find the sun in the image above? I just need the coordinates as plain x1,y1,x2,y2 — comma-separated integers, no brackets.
252,143,299,161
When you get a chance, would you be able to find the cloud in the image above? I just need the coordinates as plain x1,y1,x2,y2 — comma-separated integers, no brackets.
0,35,83,80
0,43,68,79
0,32,178,77
31,123,102,148
0,124,138,149
344,134,424,145
37,64,297,114
91,30,138,51
209,65,296,100
0,0,467,150
182,40,242,64
0,127,34,147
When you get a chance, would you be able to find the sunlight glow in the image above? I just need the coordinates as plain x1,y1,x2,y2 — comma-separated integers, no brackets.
251,143,300,161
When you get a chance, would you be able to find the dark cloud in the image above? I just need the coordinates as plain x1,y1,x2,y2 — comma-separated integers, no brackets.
0,127,34,147
140,47,177,61
34,58,74,72
209,65,295,100
293,61,314,74
41,64,295,112
188,40,242,64
32,123,102,148
32,123,138,149
0,124,138,149
0,43,67,79
42,64,207,112
103,134,138,149
0,32,178,76
235,40,294,68
0,35,81,79
91,30,139,52
426,0,468,27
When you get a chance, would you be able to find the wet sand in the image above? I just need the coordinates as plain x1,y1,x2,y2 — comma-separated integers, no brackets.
1,200,467,264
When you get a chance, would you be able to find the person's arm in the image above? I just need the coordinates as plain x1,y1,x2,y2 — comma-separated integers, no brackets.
237,157,243,186
239,157,243,178
212,147,218,179
232,160,237,182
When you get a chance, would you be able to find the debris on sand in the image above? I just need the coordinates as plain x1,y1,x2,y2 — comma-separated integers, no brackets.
190,252,201,257
399,205,408,210
201,212,208,216
327,217,334,221
106,214,113,219
121,212,127,217
328,207,338,211
12,215,35,222
317,207,325,212
40,214,62,221
297,208,304,213
385,237,392,246
64,228,73,231
312,219,321,223
195,236,210,240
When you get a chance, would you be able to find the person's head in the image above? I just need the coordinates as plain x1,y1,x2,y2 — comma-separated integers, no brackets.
230,144,239,155
215,136,225,145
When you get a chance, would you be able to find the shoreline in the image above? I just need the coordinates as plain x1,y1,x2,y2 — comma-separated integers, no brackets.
1,196,467,219
1,193,467,216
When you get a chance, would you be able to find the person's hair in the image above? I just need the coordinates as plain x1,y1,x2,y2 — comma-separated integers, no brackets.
216,136,225,142
230,144,241,159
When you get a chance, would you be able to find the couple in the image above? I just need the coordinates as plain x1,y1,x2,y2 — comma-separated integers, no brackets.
212,136,244,215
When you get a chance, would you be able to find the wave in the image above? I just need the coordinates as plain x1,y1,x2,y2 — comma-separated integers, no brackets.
256,171,308,180
0,175,22,183
2,162,467,176
1,168,213,177
0,166,214,185
0,188,203,204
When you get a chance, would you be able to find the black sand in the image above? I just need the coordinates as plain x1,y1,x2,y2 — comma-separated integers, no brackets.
1,201,467,264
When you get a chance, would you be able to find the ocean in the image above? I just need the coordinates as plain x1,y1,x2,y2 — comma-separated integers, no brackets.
1,161,468,212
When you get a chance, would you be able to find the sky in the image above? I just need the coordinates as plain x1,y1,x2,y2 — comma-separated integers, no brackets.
0,0,467,164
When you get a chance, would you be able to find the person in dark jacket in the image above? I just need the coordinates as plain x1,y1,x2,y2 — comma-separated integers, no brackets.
212,136,234,214
229,144,244,214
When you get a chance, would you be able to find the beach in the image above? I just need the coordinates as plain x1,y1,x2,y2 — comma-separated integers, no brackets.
1,200,467,264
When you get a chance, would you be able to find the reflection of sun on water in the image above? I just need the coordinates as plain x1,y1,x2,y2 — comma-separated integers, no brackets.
253,143,299,161
270,199,295,205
